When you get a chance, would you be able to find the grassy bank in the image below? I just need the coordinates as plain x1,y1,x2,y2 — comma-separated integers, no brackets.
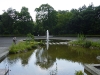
9,41,37,54
9,40,45,54
9,33,45,54
69,34,100,49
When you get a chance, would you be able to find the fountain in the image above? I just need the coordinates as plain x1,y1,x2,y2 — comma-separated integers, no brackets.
46,30,49,41
46,30,49,50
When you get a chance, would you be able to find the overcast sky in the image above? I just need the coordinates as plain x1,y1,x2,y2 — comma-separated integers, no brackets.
0,0,100,20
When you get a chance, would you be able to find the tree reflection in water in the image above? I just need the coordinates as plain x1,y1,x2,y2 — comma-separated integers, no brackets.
35,47,56,69
6,50,35,66
2,43,100,75
6,45,100,67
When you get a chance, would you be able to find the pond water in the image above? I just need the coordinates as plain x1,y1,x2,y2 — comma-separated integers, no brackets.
0,40,100,75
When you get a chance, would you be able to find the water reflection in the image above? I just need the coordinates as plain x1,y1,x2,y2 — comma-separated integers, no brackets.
46,40,49,50
0,45,100,75
35,47,56,69
7,50,34,66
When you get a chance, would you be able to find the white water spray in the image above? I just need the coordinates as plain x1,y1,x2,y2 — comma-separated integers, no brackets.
46,30,49,50
46,30,49,41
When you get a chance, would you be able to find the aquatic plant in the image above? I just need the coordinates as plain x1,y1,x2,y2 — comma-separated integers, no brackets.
69,40,92,48
69,34,87,46
78,34,86,42
75,70,84,75
91,41,100,49
82,40,91,48
69,34,100,48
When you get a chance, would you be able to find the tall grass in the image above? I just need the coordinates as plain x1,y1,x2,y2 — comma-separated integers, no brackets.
9,33,37,54
9,33,45,54
78,34,86,42
91,41,100,49
77,34,92,48
9,41,37,54
69,34,100,49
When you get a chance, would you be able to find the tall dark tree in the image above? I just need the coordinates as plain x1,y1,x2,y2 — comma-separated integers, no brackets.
1,11,14,34
55,10,73,35
35,4,57,35
1,4,100,36
16,7,34,34
0,15,2,34
0,7,34,35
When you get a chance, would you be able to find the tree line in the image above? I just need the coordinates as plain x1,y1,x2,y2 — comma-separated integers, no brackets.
0,3,100,36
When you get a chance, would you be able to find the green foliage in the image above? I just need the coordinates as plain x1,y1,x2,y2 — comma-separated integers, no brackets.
76,34,91,48
9,34,44,54
0,7,34,35
38,40,45,46
34,4,100,35
75,70,84,75
69,34,100,49
78,34,86,42
9,41,37,54
35,4,57,35
26,33,34,42
69,34,88,48
70,34,87,47
1,4,100,35
91,41,100,48
82,41,91,48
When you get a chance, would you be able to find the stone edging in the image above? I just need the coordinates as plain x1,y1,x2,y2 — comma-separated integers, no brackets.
0,47,9,61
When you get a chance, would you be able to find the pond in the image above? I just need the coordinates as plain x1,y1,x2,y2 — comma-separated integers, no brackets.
0,40,100,75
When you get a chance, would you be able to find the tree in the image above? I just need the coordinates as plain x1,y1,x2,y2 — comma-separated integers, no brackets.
17,7,34,34
1,11,14,34
0,7,34,35
35,4,57,35
0,15,2,34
